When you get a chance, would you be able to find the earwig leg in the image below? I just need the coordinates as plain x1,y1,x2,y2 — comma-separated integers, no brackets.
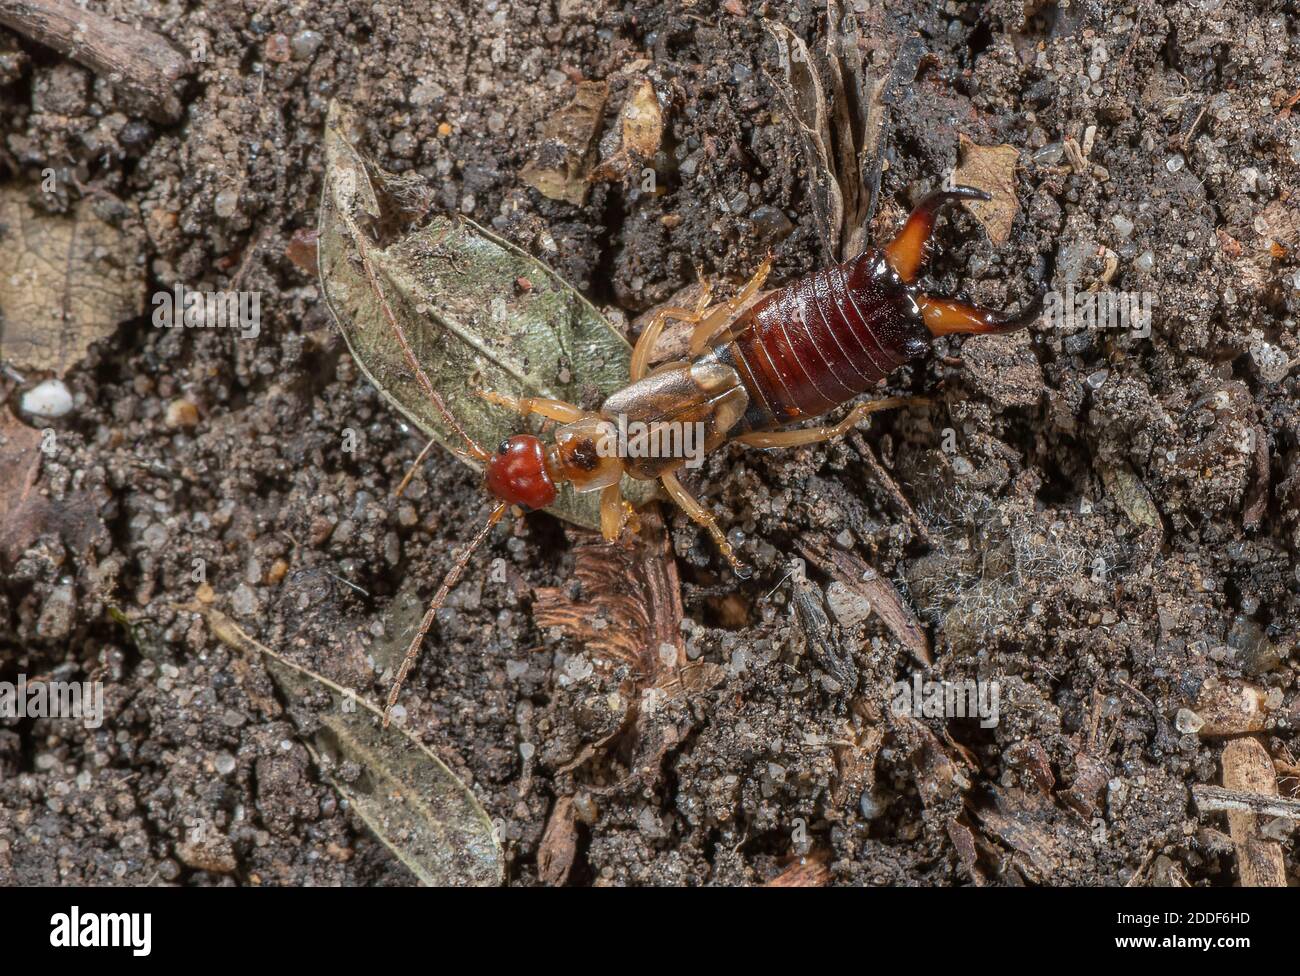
688,254,773,356
659,471,750,579
632,305,703,381
395,433,441,498
599,483,638,542
734,396,920,449
883,186,991,283
917,292,1045,337
477,389,587,424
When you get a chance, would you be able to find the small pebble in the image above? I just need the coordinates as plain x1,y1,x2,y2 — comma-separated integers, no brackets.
165,398,200,428
1165,153,1185,173
1110,214,1134,238
825,581,872,628
1174,708,1204,734
1135,250,1155,272
291,29,324,60
214,189,240,219
20,378,74,418
1032,142,1064,165
1250,342,1291,383
264,34,291,62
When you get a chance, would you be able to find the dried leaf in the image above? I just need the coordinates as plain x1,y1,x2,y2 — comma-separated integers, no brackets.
764,850,831,886
590,79,665,182
537,796,579,886
519,80,609,205
533,508,684,680
620,79,664,158
0,407,44,563
765,2,914,261
195,606,504,887
0,187,145,374
765,22,841,263
953,135,1020,245
318,102,652,530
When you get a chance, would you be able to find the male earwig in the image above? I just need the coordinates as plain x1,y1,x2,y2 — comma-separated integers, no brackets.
382,185,1041,724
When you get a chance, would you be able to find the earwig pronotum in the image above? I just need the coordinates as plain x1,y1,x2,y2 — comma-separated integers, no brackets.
380,185,1041,724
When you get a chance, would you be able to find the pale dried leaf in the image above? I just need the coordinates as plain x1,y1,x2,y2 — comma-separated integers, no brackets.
621,79,663,158
0,407,44,563
318,102,652,530
520,80,609,205
953,134,1021,245
0,188,144,374
1221,738,1287,887
197,606,504,886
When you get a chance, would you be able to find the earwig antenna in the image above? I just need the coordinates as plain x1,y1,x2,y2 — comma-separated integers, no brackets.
395,434,441,498
343,213,491,463
384,501,508,727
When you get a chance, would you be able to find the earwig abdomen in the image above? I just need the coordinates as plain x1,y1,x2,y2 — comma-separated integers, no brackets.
714,249,931,433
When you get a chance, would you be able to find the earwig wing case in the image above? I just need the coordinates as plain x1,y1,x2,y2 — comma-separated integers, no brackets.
318,102,655,530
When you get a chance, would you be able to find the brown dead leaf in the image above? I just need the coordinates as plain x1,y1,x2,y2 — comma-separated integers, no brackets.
537,796,580,886
953,134,1020,245
520,80,609,206
764,850,831,887
0,187,145,374
1253,199,1299,249
533,507,684,681
0,407,45,564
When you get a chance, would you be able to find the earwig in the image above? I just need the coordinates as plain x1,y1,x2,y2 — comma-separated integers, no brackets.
382,185,1041,724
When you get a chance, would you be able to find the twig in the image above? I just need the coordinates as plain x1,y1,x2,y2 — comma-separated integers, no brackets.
0,0,191,122
1191,785,1300,820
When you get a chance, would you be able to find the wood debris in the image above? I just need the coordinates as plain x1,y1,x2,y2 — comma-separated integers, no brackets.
1216,738,1287,886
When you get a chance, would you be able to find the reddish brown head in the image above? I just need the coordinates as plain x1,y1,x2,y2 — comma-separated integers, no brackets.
485,435,557,511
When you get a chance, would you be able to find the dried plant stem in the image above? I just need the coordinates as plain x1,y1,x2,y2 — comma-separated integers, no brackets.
0,0,190,122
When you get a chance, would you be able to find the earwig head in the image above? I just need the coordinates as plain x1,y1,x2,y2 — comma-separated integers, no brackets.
485,435,557,511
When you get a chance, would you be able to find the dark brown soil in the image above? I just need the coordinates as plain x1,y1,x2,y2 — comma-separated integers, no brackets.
1,0,1298,886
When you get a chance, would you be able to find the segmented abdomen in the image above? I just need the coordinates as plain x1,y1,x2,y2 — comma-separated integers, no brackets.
710,249,931,432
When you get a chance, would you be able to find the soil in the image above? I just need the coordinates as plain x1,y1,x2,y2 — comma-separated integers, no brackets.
1,0,1298,886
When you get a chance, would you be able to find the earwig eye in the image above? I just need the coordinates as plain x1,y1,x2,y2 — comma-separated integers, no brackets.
498,440,511,455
